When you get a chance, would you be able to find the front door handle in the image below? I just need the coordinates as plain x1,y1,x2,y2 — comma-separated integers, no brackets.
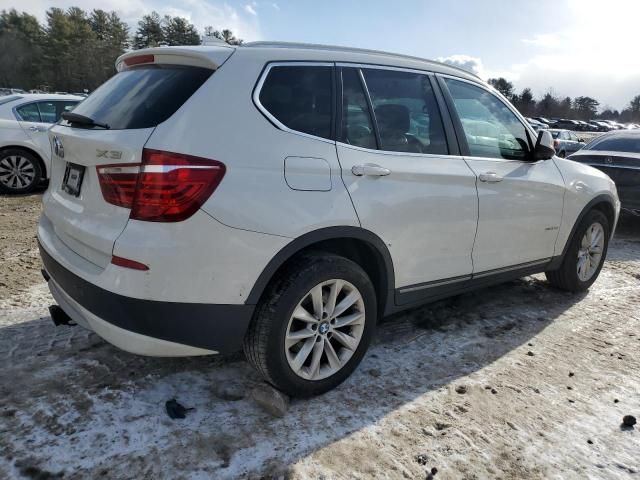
479,172,503,183
352,164,391,177
28,126,46,132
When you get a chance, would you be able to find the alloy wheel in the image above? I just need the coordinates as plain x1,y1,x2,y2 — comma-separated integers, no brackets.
284,279,365,381
577,222,604,282
0,155,36,190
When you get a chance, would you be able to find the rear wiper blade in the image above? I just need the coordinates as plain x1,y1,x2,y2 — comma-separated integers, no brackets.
61,112,110,129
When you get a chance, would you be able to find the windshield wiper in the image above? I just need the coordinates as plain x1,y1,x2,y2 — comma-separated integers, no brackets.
61,112,110,129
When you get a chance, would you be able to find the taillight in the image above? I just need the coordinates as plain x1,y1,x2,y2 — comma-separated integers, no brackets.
97,149,226,222
97,164,141,208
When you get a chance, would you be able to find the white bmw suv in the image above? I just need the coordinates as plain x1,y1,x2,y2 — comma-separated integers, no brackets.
38,43,620,396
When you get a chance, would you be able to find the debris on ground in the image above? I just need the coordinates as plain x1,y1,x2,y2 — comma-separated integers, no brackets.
368,368,381,377
250,383,290,418
455,385,467,394
165,399,194,419
415,453,428,465
622,415,637,428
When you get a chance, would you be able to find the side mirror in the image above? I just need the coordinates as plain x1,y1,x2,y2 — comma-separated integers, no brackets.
533,130,556,160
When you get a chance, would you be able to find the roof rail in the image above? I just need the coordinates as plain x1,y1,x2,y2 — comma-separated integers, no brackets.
243,41,480,79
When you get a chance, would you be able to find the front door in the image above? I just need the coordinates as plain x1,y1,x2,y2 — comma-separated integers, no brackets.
336,67,478,296
441,77,565,273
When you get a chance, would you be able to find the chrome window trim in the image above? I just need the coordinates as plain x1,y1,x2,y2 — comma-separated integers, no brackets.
253,61,336,145
336,141,465,160
336,62,437,77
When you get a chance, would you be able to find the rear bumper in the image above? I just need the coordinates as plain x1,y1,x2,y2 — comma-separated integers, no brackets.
39,242,254,355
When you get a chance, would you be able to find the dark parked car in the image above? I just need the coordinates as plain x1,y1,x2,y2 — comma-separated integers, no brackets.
553,119,582,131
588,121,611,132
526,117,549,131
568,131,640,215
549,129,585,157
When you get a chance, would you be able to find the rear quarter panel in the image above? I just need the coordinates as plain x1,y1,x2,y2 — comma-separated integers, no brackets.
145,49,360,238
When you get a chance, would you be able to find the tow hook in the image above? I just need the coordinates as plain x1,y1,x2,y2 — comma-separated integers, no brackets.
49,305,75,326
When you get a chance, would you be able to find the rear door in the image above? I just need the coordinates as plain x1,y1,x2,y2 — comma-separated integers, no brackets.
336,66,478,298
43,62,216,268
15,101,53,159
440,76,565,273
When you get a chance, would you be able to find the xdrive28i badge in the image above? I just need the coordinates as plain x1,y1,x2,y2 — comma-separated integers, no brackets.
52,136,64,158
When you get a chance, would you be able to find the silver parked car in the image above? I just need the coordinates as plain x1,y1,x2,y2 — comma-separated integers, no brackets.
549,129,585,157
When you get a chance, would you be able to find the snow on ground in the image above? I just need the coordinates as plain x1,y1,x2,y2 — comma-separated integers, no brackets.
0,194,639,479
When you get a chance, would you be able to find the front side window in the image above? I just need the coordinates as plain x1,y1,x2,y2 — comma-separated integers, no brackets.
16,103,40,122
362,69,447,154
340,68,376,149
445,78,530,161
259,65,333,140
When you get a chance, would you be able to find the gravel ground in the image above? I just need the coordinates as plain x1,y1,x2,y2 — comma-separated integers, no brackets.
0,193,639,479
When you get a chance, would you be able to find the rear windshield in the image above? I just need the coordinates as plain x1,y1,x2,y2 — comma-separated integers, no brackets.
585,134,640,153
67,65,213,130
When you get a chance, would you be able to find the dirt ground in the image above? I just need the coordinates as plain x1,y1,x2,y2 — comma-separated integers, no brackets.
0,193,639,479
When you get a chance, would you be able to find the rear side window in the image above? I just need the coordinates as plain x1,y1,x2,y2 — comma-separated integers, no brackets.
258,65,333,140
362,69,447,154
16,103,41,122
68,65,213,130
38,101,57,123
586,135,640,153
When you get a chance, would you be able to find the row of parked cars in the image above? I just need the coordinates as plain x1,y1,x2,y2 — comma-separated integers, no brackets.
527,117,639,132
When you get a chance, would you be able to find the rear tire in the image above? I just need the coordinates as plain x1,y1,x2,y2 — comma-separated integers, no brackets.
0,149,42,194
558,150,566,158
244,253,377,397
545,209,609,292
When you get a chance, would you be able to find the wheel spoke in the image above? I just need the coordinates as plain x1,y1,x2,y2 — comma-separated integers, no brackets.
290,337,316,373
332,290,359,318
310,284,324,319
333,311,364,329
325,280,343,317
308,338,324,377
292,305,318,324
331,330,359,351
324,340,342,370
285,328,315,348
17,157,26,169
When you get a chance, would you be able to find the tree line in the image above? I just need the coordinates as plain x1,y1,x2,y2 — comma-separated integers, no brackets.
0,7,242,93
488,77,640,124
2,6,639,124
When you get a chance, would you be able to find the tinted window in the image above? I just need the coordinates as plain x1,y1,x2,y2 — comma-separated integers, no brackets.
16,103,40,122
38,101,57,123
340,68,376,149
586,134,640,153
363,69,447,154
69,65,212,130
445,78,530,160
259,65,332,140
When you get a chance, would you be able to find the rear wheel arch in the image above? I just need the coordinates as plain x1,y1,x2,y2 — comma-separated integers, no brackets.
246,227,395,318
0,145,47,180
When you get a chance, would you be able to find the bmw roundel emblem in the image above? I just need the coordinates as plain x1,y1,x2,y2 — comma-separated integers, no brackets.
53,136,64,158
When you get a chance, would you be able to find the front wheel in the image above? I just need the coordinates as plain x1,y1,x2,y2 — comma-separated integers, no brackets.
244,253,377,397
546,209,609,292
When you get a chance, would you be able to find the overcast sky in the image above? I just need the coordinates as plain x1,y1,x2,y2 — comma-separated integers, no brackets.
13,0,640,110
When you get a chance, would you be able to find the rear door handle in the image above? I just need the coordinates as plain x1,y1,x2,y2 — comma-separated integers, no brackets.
479,172,503,183
352,164,391,177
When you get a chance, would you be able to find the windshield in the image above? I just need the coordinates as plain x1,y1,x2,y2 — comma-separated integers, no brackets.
585,134,640,153
67,64,213,130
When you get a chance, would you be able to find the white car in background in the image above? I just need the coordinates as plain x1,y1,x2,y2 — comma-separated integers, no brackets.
0,94,83,193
